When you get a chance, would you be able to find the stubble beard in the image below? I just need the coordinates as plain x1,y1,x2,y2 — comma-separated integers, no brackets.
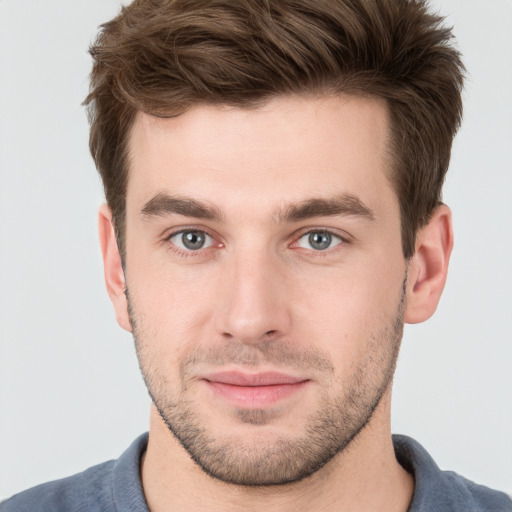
128,280,406,487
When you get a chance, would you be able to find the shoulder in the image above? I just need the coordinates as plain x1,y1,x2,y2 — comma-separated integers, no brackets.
442,471,512,512
0,459,116,512
0,433,149,512
393,434,512,512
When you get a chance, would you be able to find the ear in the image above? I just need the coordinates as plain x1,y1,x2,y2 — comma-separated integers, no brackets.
404,204,453,324
98,204,132,332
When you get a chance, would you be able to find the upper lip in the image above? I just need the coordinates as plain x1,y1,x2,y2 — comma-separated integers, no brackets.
203,371,308,387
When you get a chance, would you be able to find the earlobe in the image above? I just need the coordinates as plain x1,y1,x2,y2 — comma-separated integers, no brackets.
98,204,132,332
404,205,453,324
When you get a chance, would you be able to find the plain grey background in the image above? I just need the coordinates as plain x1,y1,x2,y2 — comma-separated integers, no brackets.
1,0,511,499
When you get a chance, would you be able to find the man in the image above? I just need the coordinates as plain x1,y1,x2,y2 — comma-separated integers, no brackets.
1,0,510,511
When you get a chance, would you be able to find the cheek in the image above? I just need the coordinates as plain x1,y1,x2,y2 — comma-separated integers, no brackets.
292,262,404,358
126,258,220,350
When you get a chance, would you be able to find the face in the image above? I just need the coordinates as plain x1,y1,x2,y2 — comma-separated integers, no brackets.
121,95,408,485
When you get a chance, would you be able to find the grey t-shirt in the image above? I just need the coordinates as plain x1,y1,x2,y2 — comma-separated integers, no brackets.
1,433,511,511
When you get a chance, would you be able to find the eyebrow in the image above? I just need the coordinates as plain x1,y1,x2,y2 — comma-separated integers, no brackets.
276,194,375,223
141,193,223,222
140,192,375,224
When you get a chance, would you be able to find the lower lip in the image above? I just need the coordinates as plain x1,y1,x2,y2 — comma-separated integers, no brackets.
205,381,309,408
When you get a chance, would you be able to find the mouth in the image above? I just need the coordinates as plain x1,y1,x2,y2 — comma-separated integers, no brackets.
202,371,310,409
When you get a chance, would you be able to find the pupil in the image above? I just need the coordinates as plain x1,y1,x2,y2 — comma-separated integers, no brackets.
182,231,205,250
309,232,331,250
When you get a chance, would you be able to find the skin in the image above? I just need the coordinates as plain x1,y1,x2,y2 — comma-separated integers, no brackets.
99,94,453,511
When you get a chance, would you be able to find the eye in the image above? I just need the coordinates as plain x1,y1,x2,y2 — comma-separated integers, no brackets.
297,230,343,251
169,230,215,251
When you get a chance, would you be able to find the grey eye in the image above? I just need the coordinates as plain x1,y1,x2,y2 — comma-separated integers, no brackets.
170,230,214,251
297,231,342,251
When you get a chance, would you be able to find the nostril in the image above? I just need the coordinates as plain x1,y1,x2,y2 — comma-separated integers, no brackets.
265,330,277,336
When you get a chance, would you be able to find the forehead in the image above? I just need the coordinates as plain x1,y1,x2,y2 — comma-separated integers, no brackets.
126,94,394,217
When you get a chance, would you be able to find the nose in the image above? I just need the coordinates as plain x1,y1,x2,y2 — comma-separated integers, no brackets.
214,250,292,344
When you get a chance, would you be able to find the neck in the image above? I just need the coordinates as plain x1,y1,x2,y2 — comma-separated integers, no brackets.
141,391,414,512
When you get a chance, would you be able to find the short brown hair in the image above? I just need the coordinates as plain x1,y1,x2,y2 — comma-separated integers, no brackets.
85,0,464,259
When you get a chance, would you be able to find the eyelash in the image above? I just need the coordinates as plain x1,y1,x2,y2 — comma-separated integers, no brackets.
164,227,221,258
292,229,347,254
163,227,350,258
